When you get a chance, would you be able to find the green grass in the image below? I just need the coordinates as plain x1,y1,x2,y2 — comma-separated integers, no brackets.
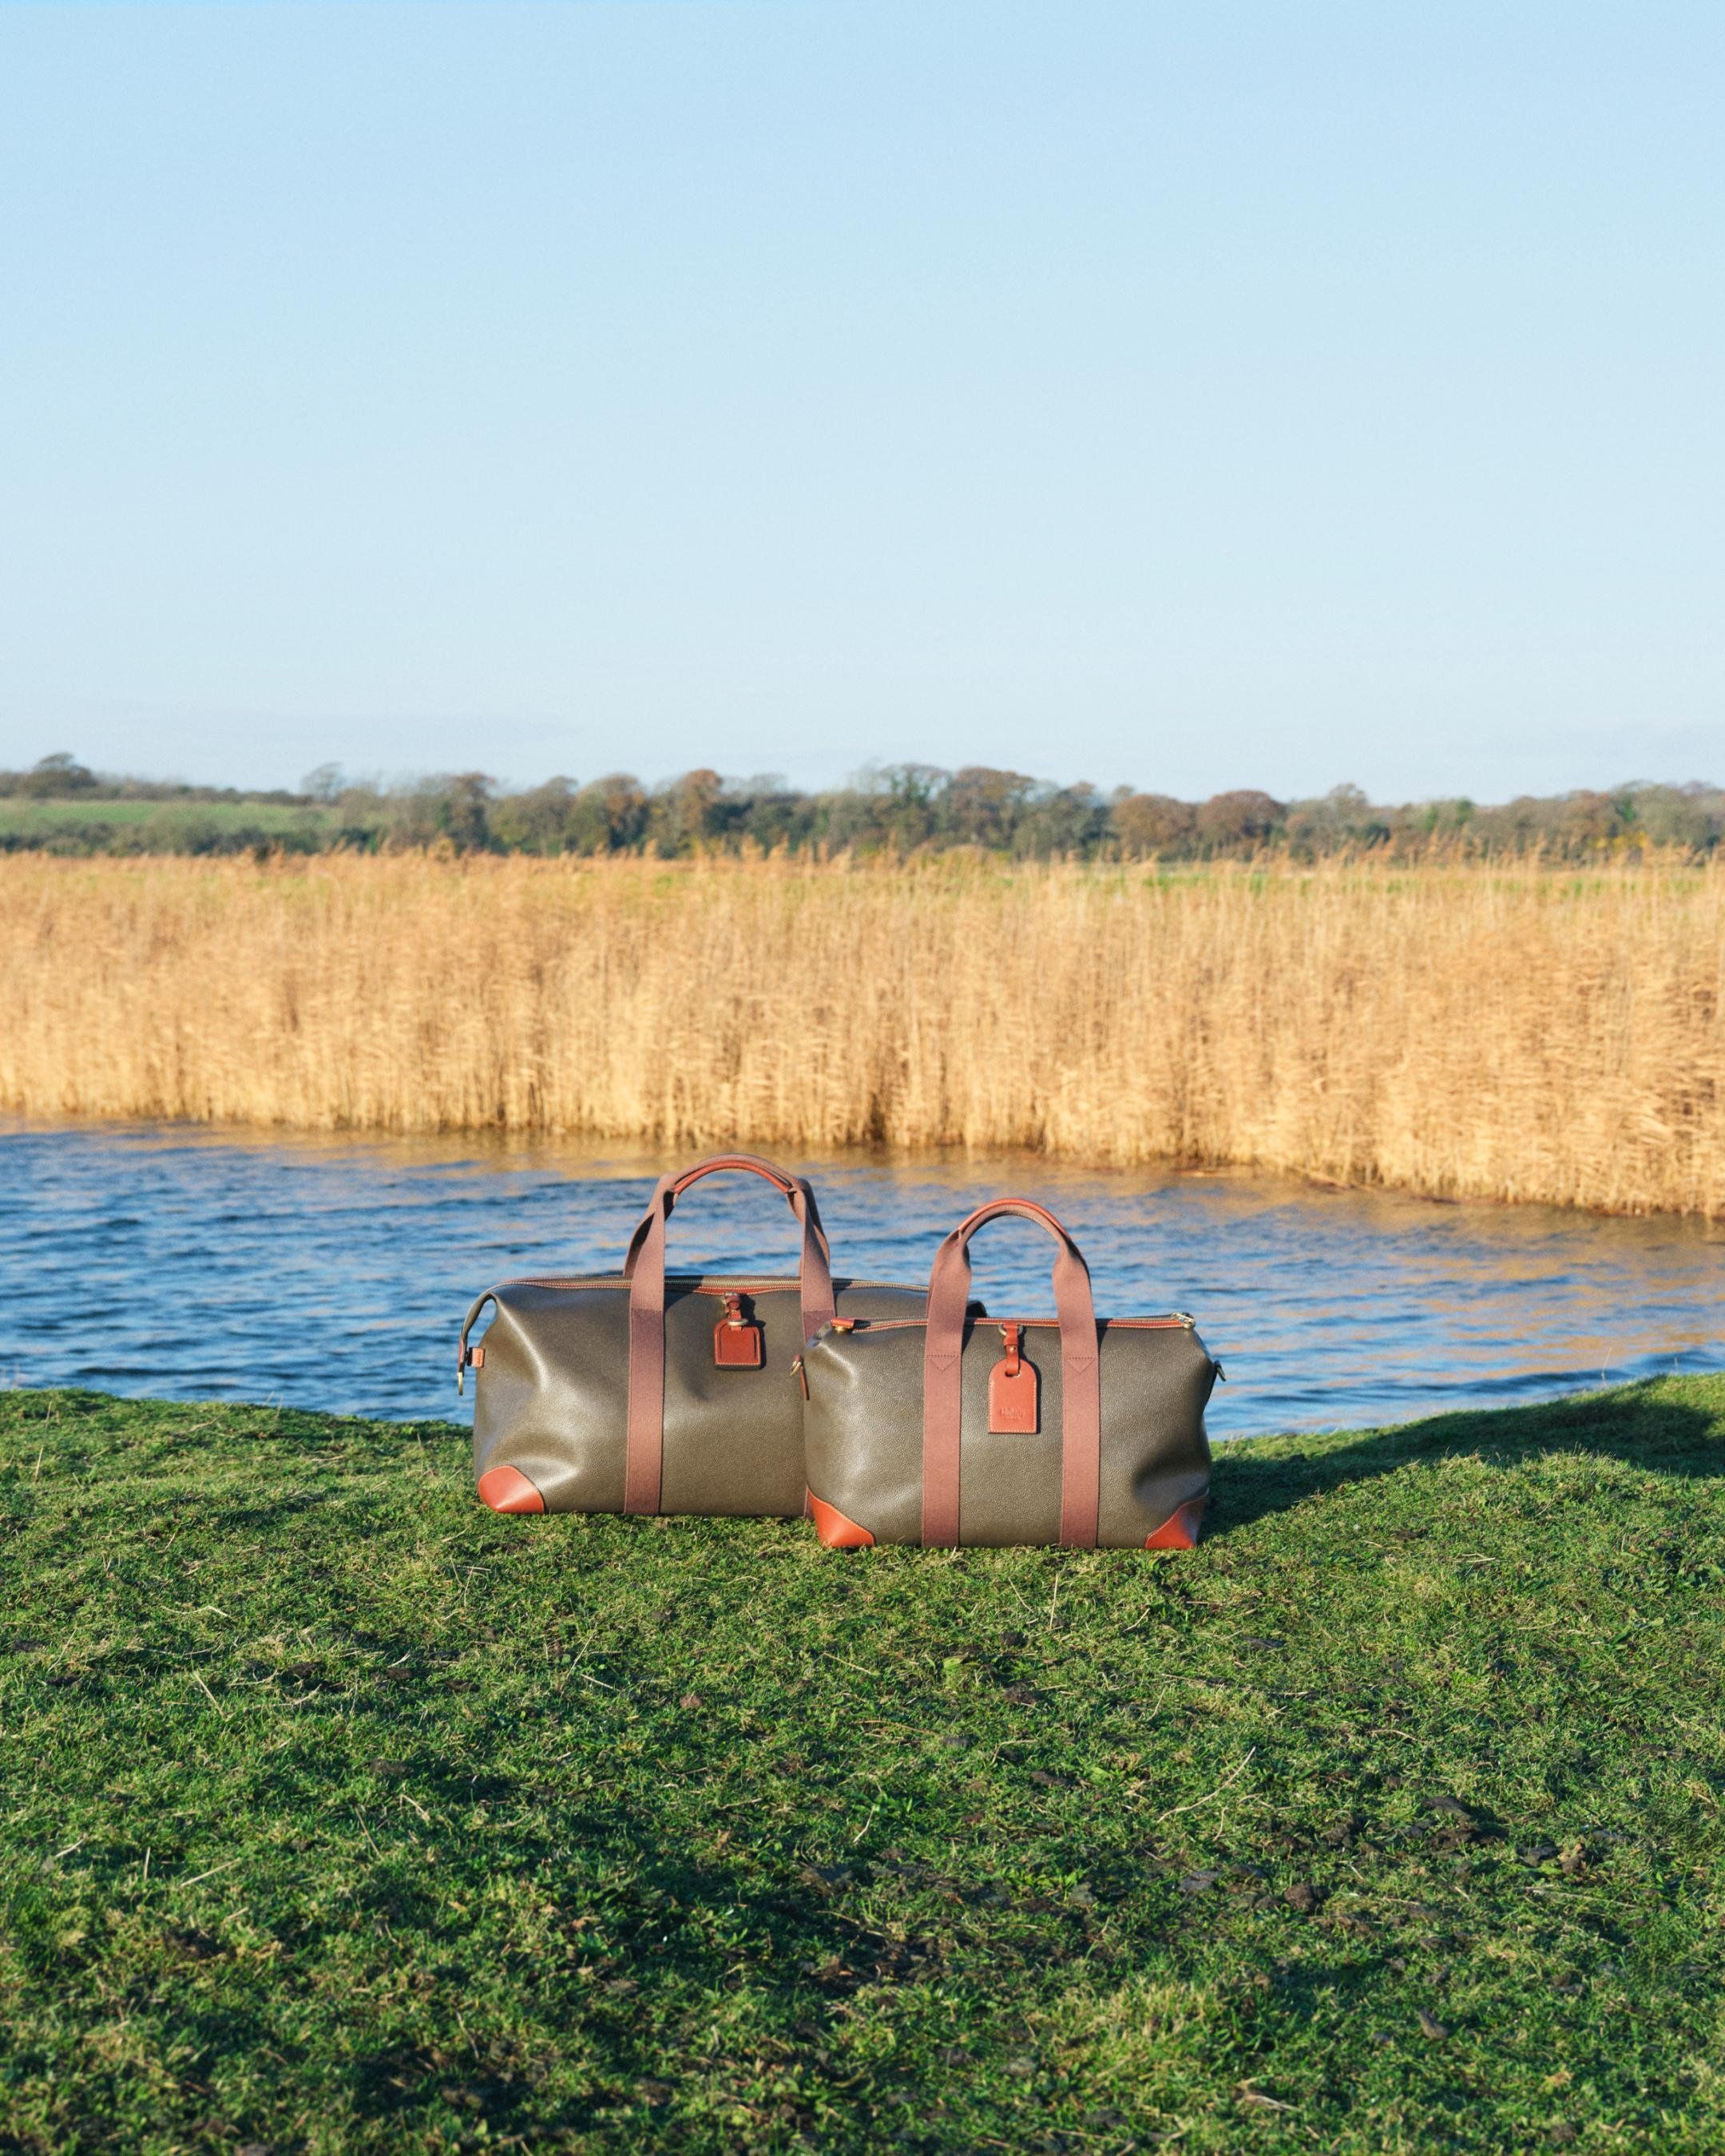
2,1381,1722,2154
0,799,332,839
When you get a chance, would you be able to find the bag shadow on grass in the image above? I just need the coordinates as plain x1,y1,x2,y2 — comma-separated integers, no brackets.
1205,1381,1725,1540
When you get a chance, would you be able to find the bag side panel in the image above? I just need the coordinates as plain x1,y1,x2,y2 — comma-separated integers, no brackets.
472,1286,629,1512
834,1284,938,1322
802,1327,927,1544
661,1281,929,1516
949,1332,1061,1544
1096,1326,1215,1547
659,1284,803,1516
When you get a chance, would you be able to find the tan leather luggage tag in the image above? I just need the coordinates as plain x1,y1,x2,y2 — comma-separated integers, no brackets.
989,1322,1039,1433
713,1292,764,1368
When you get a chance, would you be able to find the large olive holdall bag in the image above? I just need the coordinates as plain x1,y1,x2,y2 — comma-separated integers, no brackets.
458,1152,934,1518
797,1197,1216,1550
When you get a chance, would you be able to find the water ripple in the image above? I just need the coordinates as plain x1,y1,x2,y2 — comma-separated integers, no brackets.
2,1120,1721,1438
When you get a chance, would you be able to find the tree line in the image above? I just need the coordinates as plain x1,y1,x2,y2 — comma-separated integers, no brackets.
3,751,1722,860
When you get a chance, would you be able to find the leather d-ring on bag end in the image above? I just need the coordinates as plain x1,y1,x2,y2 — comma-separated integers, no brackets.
798,1198,1217,1550
458,1152,936,1519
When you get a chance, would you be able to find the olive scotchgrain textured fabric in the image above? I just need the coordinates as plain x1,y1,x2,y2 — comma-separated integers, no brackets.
469,1272,930,1516
799,1199,1216,1548
460,1153,930,1518
801,1315,1215,1544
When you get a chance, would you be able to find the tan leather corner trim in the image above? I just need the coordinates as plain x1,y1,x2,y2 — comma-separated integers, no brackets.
807,1492,874,1549
1144,1498,1205,1551
478,1465,546,1515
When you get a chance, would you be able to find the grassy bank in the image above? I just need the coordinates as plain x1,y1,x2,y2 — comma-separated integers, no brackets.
1,1383,1721,2152
0,798,335,852
3,851,1724,1214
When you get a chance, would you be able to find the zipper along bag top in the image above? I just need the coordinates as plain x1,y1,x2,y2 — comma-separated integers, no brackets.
458,1152,934,1518
796,1197,1217,1549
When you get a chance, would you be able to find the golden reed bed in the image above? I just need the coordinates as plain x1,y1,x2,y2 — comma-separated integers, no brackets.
2,850,1721,1215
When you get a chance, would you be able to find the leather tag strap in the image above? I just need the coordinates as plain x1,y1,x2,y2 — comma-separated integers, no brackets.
921,1198,1100,1549
622,1155,836,1514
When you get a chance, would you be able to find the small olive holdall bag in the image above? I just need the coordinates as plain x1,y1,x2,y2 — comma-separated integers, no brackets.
797,1198,1216,1550
458,1152,933,1518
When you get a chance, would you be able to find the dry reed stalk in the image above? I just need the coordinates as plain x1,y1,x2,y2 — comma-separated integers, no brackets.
2,850,1721,1215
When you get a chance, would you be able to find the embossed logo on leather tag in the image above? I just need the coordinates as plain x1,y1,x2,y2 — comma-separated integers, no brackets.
713,1293,764,1368
989,1322,1039,1433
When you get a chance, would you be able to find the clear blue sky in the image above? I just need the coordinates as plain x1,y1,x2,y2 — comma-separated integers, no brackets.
2,1,1720,802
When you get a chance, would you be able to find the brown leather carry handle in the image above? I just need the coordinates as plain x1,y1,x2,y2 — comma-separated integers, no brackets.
621,1152,833,1276
921,1199,1100,1550
624,1154,836,1514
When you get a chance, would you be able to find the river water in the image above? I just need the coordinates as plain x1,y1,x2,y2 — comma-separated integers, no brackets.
2,1118,1720,1440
